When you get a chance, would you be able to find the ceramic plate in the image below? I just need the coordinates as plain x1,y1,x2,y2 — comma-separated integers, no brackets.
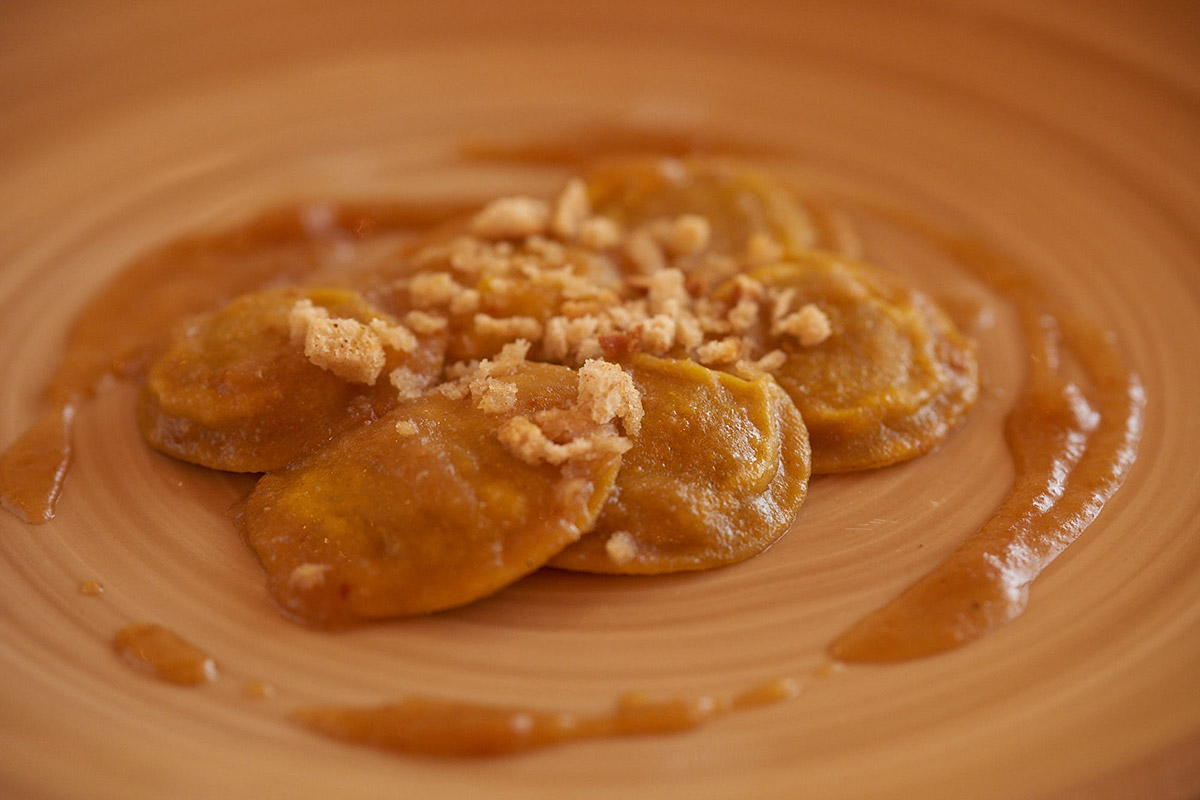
1,1,1197,797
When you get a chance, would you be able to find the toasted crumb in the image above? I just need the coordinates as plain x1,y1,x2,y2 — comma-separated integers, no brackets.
448,288,482,316
696,337,744,366
746,232,784,265
470,196,550,239
542,316,569,362
756,349,788,371
675,313,705,350
732,349,787,380
408,272,462,308
497,416,631,466
303,316,386,385
727,297,759,333
605,531,638,565
771,287,798,324
637,314,677,355
394,419,418,436
288,563,331,590
389,366,430,400
774,303,832,346
577,360,643,436
579,216,621,250
287,298,329,344
436,381,471,400
664,214,711,256
733,275,766,302
368,318,418,354
404,310,448,334
626,229,666,274
644,268,689,317
474,378,518,414
552,178,591,240
493,339,532,367
473,313,543,342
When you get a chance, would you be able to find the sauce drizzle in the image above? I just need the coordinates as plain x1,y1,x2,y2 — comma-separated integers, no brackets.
112,623,219,686
295,677,802,757
0,404,74,524
0,201,476,523
831,216,1145,662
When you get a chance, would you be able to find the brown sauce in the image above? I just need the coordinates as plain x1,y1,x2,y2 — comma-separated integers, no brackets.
830,212,1145,662
295,677,801,757
0,128,1148,757
0,405,73,524
112,623,219,686
0,200,476,523
78,580,104,596
245,681,277,699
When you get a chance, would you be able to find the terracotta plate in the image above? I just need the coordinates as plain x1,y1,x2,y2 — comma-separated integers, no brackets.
1,1,1198,797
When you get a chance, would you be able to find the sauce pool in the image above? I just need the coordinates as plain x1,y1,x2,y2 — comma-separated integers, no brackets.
0,127,1149,757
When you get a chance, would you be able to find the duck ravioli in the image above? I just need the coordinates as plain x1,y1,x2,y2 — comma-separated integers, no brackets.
550,354,810,574
42,155,979,625
237,355,634,626
137,287,446,473
711,252,979,473
582,157,820,288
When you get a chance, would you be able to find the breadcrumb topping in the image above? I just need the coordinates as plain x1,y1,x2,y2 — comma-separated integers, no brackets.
473,378,518,414
605,531,638,565
474,313,543,342
302,316,386,385
404,310,448,334
368,318,418,354
288,563,331,590
664,214,711,256
497,416,631,466
577,360,643,436
625,229,666,274
746,232,784,265
696,337,744,366
393,174,841,400
393,419,419,436
470,196,550,239
389,366,431,400
552,178,591,240
408,272,462,308
579,216,621,250
288,298,427,386
774,303,832,346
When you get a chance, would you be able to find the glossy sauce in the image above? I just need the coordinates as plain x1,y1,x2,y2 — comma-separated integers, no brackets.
0,405,74,524
0,201,475,523
0,128,1147,756
831,214,1145,661
295,677,801,757
245,681,277,699
78,580,104,596
112,623,219,686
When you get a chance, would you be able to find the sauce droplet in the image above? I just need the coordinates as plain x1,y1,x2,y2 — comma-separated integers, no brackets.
0,404,74,524
245,681,277,699
295,675,800,757
78,580,104,596
112,623,218,686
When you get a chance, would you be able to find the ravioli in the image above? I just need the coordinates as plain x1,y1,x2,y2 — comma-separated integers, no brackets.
137,287,445,472
713,252,979,473
238,360,627,626
551,354,810,573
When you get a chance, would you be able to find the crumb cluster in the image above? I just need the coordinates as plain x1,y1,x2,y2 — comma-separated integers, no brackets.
288,178,835,483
